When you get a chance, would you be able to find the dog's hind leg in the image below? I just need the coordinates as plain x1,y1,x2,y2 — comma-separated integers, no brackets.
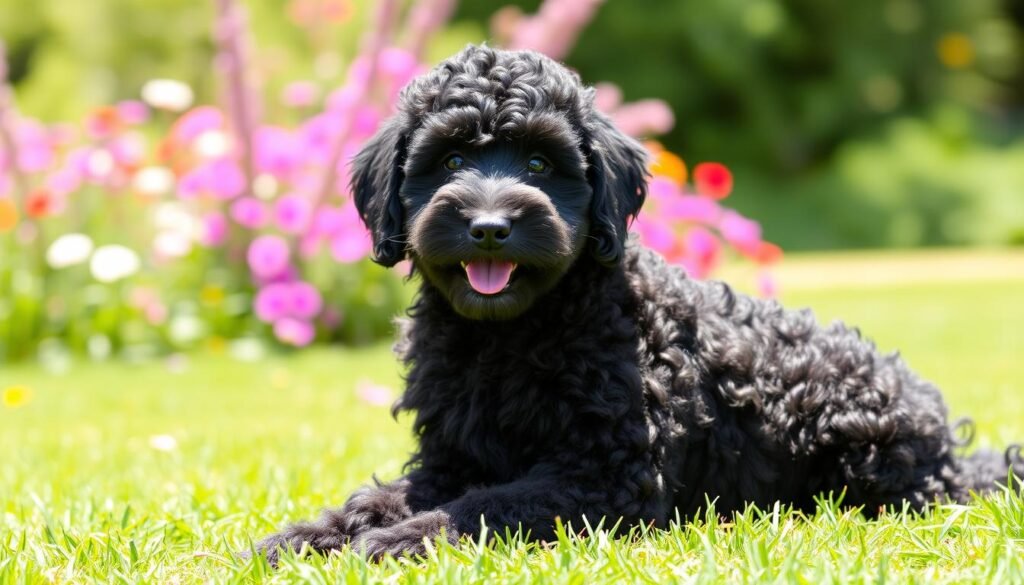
954,444,1024,499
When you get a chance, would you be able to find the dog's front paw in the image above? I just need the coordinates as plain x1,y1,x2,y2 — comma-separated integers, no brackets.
251,521,349,567
354,510,458,561
336,482,413,534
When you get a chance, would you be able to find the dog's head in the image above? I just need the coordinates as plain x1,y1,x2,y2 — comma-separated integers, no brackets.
352,45,648,320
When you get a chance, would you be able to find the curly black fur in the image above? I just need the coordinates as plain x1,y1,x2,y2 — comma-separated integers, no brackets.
254,45,1022,564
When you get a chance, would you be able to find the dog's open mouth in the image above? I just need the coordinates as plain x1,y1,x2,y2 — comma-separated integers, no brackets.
460,259,518,295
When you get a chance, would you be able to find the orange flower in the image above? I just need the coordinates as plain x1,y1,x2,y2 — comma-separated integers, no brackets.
693,162,733,200
25,188,54,219
323,0,353,23
86,106,122,138
753,241,784,265
650,149,688,186
0,198,17,231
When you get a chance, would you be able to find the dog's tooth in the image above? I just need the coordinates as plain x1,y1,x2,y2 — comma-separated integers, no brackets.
460,261,467,269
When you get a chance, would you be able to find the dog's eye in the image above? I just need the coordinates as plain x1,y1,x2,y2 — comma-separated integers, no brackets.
527,157,549,174
443,155,465,171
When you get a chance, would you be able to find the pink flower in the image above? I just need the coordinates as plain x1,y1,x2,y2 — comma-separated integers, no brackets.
326,85,362,114
648,176,682,200
757,271,778,298
313,206,347,237
200,212,228,247
177,167,204,199
378,48,420,95
593,82,623,113
633,217,676,256
299,113,344,165
343,56,373,93
282,81,320,108
333,142,363,192
274,193,313,234
661,195,721,225
230,197,268,229
274,317,316,347
351,106,383,139
254,126,300,178
109,133,146,168
608,100,675,138
206,159,246,200
719,210,762,256
253,279,322,322
330,229,373,263
178,159,247,200
287,281,323,319
254,283,290,322
117,100,150,125
356,379,395,406
247,235,291,279
298,232,322,258
173,106,225,144
15,121,55,172
682,226,722,278
46,169,82,196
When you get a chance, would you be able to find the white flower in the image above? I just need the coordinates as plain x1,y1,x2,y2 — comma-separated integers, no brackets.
46,233,94,269
148,434,178,452
153,202,199,238
86,149,115,179
141,79,194,112
253,173,279,200
132,166,175,196
193,130,232,159
153,231,193,258
90,245,141,283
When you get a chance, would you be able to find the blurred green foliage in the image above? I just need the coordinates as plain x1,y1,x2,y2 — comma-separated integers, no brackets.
456,0,1024,250
458,0,1024,168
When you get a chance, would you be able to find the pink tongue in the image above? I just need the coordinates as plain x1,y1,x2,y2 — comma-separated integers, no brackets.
465,260,515,295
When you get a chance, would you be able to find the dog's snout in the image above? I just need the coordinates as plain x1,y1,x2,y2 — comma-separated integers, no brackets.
468,216,512,249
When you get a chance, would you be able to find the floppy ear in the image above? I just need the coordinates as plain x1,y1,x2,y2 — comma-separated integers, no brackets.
584,113,649,265
351,118,408,267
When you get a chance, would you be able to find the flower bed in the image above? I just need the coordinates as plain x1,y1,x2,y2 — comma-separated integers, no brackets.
0,0,779,364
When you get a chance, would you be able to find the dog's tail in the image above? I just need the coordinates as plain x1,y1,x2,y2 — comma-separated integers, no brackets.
952,418,1024,498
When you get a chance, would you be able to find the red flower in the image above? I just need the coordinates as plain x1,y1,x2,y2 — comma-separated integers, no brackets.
25,189,54,219
694,162,733,200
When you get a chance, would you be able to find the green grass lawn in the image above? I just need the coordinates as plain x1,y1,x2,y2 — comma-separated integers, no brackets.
2,251,1023,583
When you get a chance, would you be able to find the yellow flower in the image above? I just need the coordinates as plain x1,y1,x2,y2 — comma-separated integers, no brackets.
200,285,225,306
2,385,33,409
938,33,974,69
206,335,227,355
649,147,688,186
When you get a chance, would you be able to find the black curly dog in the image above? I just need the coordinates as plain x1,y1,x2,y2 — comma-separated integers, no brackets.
254,45,1022,563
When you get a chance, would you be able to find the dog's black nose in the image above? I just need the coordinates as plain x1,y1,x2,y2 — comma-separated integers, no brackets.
468,216,512,249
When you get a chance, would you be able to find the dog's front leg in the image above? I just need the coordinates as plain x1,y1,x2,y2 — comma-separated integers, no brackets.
252,469,457,565
354,466,662,560
251,479,409,565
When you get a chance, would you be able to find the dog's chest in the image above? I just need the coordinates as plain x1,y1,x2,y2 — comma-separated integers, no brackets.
449,355,578,476
407,327,605,480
